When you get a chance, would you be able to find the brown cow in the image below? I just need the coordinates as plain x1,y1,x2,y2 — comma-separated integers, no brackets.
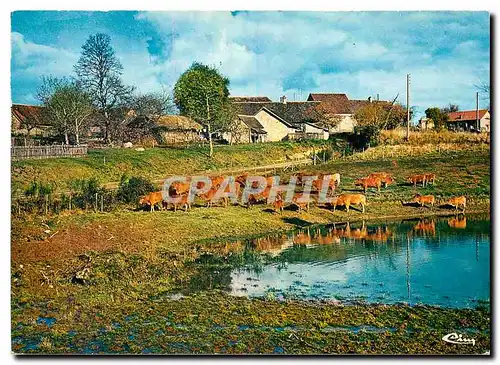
410,194,435,207
354,176,382,193
311,173,338,195
446,196,466,212
408,174,427,187
331,194,366,213
292,193,310,213
210,175,225,188
169,180,191,196
424,173,436,185
368,172,395,187
199,187,226,208
139,191,164,212
172,194,191,212
272,192,285,213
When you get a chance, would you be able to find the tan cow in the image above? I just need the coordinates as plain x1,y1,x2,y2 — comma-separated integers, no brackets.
331,194,366,213
354,176,382,193
368,172,395,187
410,194,435,207
424,173,436,185
292,193,310,213
408,174,427,187
446,196,466,212
172,194,191,212
139,191,163,212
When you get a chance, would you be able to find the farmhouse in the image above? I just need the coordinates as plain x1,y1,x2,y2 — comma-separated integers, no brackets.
155,115,204,144
307,93,390,133
127,113,204,145
447,110,490,132
418,117,434,130
11,104,51,136
227,92,387,143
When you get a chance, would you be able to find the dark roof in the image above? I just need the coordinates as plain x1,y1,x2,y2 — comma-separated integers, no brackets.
156,115,203,131
233,102,319,127
307,93,352,114
238,115,267,134
307,93,391,114
230,96,272,103
447,110,489,122
11,104,47,125
303,121,329,132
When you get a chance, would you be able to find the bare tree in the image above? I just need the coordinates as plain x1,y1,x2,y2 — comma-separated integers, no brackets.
132,90,175,124
442,103,459,113
37,76,93,145
121,90,175,143
74,33,134,144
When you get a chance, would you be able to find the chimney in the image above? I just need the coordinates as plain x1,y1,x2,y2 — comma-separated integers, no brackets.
368,96,372,103
280,95,287,104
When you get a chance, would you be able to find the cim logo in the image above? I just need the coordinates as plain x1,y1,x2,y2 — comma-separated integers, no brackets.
442,333,476,346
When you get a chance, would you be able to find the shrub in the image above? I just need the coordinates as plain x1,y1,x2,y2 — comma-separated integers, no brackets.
117,175,156,203
352,125,380,150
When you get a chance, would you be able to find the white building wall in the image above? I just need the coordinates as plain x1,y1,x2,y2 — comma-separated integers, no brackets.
254,110,296,141
329,114,357,133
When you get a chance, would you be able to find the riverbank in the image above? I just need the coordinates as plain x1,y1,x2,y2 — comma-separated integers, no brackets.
12,290,490,354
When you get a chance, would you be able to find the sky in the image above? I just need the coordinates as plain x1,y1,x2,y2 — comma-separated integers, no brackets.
11,11,490,120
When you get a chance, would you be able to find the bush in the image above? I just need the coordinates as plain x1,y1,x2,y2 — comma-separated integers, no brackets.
117,175,156,203
352,125,381,150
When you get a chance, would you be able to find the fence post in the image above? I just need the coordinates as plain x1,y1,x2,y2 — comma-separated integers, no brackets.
101,194,104,212
95,193,98,212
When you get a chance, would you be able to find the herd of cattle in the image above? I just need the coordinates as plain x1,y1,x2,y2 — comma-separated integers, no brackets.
138,170,467,214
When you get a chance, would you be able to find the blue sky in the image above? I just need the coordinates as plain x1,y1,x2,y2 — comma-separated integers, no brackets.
11,11,490,120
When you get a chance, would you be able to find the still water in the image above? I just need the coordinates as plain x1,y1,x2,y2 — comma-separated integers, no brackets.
192,214,490,308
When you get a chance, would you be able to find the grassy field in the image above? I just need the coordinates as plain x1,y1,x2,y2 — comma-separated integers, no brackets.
11,140,330,192
11,146,491,355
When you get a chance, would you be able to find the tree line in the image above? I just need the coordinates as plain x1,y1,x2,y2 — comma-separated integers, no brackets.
19,32,457,153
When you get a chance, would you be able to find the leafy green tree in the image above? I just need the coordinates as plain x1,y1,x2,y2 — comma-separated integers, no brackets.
174,62,234,157
425,107,448,131
353,95,406,147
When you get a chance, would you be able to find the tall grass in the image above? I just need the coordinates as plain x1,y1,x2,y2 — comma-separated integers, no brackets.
380,128,490,146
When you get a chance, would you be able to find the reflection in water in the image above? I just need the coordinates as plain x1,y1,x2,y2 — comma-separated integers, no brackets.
411,219,436,237
190,214,490,308
448,215,467,229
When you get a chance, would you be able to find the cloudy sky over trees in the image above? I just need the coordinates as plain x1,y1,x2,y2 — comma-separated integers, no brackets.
11,11,490,119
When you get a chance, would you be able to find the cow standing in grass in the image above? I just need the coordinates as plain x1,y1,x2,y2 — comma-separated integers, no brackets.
139,191,164,212
446,196,466,212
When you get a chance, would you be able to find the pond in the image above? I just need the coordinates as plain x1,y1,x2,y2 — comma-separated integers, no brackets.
189,214,490,308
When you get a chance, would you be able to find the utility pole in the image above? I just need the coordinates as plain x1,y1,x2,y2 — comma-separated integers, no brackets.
476,91,479,131
406,74,411,140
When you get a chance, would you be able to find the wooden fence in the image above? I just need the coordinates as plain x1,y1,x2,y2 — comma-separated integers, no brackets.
11,145,88,161
287,133,324,141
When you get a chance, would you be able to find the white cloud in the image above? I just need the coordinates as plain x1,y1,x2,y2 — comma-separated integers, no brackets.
11,32,78,77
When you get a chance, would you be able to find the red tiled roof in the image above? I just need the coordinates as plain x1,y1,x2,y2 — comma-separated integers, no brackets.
447,110,489,122
230,96,272,103
11,104,45,124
